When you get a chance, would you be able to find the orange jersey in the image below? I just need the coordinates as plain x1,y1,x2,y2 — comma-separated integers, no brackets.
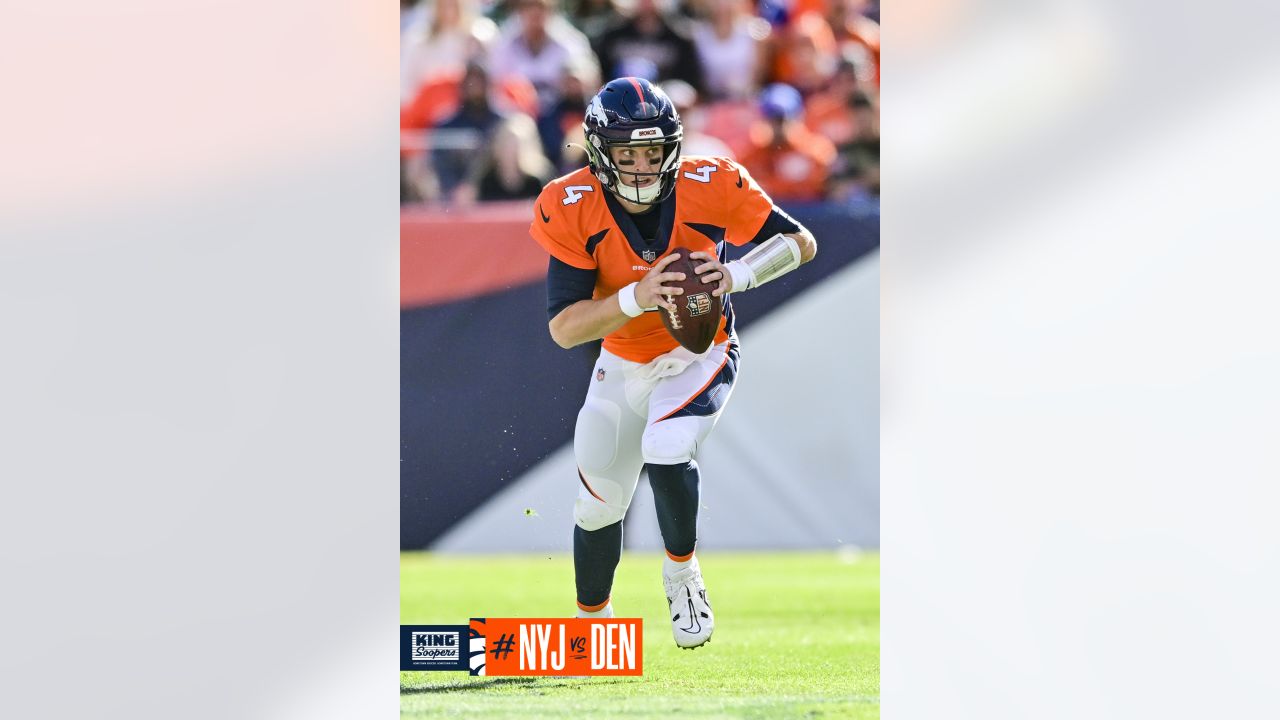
530,156,775,363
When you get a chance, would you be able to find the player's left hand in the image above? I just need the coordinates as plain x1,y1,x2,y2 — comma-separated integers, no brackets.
689,251,731,297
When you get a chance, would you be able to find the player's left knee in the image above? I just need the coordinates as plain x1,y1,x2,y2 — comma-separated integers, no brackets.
642,421,698,465
574,496,628,531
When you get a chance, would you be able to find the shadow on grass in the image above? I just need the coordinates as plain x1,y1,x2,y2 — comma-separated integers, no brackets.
401,676,636,695
401,677,538,694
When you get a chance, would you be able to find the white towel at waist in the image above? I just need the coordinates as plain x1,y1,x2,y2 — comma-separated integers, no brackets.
622,343,713,415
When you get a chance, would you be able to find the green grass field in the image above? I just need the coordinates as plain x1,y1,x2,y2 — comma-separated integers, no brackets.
401,550,879,719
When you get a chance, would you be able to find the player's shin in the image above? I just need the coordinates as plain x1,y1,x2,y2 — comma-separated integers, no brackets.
647,461,700,565
574,521,622,614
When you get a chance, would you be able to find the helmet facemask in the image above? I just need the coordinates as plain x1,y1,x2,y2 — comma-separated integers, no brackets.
587,133,682,206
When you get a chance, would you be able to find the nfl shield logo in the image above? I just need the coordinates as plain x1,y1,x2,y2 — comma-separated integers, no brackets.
642,250,657,263
596,369,606,381
686,292,712,316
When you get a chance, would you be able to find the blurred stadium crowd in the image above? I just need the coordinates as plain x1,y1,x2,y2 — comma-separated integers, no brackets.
400,0,879,207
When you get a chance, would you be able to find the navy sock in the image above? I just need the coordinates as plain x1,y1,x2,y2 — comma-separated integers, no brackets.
647,461,700,558
574,521,622,608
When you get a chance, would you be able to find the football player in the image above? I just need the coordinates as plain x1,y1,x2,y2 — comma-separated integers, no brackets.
530,77,818,649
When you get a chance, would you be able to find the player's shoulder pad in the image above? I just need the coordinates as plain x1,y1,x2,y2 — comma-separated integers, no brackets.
678,155,752,190
678,155,768,207
531,167,601,270
678,156,774,246
535,167,601,222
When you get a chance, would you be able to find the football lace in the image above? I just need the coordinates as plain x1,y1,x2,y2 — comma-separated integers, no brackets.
664,294,682,329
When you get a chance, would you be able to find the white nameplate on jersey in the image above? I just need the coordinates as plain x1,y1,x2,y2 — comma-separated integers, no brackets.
562,185,595,205
631,127,663,140
682,166,717,183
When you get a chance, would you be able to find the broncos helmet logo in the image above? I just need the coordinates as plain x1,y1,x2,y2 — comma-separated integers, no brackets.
587,96,610,127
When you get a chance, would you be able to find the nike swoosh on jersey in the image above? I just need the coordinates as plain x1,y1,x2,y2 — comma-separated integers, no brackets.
539,204,550,223
735,172,743,188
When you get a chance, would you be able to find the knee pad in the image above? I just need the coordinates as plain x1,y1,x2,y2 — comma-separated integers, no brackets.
574,397,622,476
642,420,699,465
574,496,627,531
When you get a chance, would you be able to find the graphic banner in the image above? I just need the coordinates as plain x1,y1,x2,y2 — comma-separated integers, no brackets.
401,618,642,676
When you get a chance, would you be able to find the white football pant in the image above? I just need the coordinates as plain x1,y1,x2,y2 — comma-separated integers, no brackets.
573,338,739,531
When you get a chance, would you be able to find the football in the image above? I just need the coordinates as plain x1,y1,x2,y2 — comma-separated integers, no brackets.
658,248,723,354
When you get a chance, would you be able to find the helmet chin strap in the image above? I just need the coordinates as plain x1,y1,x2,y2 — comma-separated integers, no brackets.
620,178,663,204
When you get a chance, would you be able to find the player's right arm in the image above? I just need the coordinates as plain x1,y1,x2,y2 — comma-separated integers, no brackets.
548,254,686,350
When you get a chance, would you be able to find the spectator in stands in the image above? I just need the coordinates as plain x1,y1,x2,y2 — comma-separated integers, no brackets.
401,69,539,137
827,86,878,201
489,0,600,115
660,79,735,158
400,0,498,105
593,0,705,93
536,59,596,174
770,9,839,96
826,0,880,87
803,55,861,146
737,83,835,202
455,114,555,204
565,0,623,38
406,61,507,202
691,0,772,101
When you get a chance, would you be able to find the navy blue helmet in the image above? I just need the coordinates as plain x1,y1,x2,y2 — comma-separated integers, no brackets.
583,77,683,205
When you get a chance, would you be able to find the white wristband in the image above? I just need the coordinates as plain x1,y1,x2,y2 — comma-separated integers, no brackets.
617,282,646,317
725,260,757,293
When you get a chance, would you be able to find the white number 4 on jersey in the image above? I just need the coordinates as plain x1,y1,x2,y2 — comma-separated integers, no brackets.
682,166,717,183
562,185,595,205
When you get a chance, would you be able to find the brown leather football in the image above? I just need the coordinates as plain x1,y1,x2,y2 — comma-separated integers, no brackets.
658,248,723,354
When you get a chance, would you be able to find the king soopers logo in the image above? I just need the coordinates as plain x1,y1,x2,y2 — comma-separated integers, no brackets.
413,632,459,661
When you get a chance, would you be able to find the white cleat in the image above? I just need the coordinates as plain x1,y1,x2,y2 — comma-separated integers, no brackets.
664,557,714,649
